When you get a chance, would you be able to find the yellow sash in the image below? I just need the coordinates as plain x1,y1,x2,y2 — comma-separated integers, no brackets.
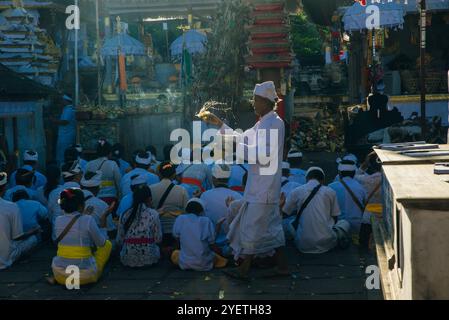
57,245,92,259
366,203,383,215
101,180,114,188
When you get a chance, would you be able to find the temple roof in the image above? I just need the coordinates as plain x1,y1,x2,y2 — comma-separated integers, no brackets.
0,63,55,99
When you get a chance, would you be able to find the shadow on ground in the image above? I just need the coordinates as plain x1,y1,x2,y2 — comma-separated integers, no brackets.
0,243,382,300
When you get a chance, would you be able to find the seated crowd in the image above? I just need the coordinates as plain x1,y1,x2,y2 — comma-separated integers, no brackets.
0,140,383,287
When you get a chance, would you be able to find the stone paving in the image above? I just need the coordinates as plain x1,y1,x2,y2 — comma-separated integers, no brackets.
0,243,382,300
0,152,382,300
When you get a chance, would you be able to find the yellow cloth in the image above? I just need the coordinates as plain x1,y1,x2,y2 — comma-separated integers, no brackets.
57,245,92,259
54,241,112,286
352,234,360,246
366,203,383,215
101,180,114,188
170,250,228,269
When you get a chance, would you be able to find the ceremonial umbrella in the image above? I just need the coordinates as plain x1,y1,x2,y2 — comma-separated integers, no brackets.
343,1,405,32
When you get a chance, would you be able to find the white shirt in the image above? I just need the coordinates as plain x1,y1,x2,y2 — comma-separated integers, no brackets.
172,214,216,271
0,198,24,270
283,180,341,254
329,177,367,233
289,168,306,185
86,157,122,198
221,111,285,204
281,177,302,198
16,199,48,232
82,190,112,229
48,182,80,224
120,168,160,198
150,179,188,210
9,166,47,190
4,185,38,202
201,187,243,226
228,164,249,189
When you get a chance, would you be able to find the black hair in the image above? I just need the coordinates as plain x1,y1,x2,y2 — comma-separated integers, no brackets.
0,172,7,192
123,185,152,234
282,168,290,178
23,160,37,166
365,152,382,175
135,151,151,169
96,139,112,158
81,171,101,193
306,169,325,182
112,143,125,159
61,162,78,182
159,161,176,179
186,201,204,215
44,164,61,199
16,168,34,187
339,160,356,179
288,157,302,168
12,189,30,202
64,146,79,163
59,188,85,214
340,171,356,179
146,145,157,158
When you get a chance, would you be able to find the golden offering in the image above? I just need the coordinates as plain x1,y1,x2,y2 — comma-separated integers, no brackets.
196,110,213,120
195,101,232,124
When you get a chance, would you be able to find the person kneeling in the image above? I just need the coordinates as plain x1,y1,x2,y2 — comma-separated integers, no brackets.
281,167,350,254
0,172,40,270
51,188,112,286
117,185,162,268
171,198,227,271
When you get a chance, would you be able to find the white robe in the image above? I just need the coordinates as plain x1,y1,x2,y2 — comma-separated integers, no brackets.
221,111,286,258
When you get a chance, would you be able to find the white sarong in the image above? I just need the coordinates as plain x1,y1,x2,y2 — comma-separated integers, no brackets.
227,202,285,260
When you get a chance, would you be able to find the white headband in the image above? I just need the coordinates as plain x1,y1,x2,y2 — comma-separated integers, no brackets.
135,152,152,166
338,163,357,172
212,164,231,179
337,154,358,164
131,174,147,186
24,150,38,162
63,95,73,102
186,198,205,210
288,152,303,159
306,167,325,177
0,172,7,186
282,162,291,170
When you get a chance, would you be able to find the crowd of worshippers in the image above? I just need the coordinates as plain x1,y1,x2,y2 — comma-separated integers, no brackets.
0,140,383,286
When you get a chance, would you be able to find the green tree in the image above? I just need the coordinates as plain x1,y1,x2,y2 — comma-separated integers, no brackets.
290,11,327,65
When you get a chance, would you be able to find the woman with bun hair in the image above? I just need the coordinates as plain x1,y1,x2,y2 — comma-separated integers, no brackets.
117,185,162,267
50,188,112,286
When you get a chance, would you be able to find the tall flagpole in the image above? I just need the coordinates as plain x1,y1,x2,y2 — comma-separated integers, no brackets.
419,0,427,136
74,0,79,107
96,0,102,106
